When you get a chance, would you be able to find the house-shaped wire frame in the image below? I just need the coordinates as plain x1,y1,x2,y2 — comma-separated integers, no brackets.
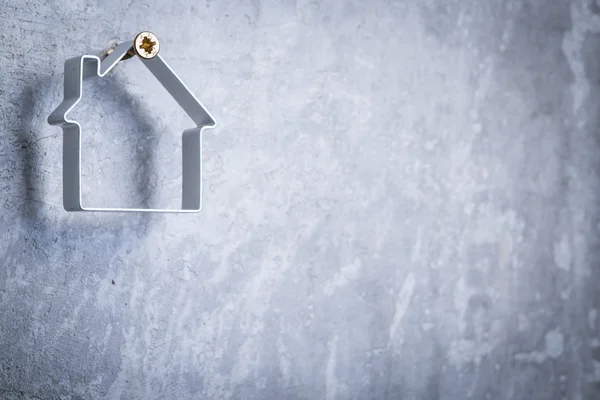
48,40,216,212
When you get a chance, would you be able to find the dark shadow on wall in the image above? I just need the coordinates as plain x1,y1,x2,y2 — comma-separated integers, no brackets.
17,85,43,224
17,72,162,225
3,67,163,398
579,25,600,398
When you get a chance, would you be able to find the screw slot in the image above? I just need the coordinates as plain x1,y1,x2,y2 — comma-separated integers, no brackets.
133,31,160,59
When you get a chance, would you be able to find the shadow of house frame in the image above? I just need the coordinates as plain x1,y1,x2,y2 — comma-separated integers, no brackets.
1,66,167,398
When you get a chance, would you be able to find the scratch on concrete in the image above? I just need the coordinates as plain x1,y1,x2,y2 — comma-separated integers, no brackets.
388,273,416,353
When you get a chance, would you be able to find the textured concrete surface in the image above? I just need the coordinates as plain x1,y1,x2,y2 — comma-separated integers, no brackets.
1,0,600,399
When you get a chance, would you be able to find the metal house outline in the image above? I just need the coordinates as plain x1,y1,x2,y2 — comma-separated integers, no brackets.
48,39,216,213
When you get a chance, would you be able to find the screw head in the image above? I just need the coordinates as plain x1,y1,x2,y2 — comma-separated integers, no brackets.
133,31,160,59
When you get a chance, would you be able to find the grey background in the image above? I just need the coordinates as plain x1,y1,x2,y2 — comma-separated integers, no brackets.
1,0,600,399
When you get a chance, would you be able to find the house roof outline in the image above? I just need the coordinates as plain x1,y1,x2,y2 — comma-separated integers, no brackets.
48,39,217,212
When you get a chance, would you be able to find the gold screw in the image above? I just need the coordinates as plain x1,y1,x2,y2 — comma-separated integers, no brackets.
133,31,160,59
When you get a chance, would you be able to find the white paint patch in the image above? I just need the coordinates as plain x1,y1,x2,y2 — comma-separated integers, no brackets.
589,308,597,330
453,277,473,335
592,360,600,383
514,351,547,363
562,0,600,115
388,273,416,352
553,235,571,271
277,338,292,386
515,329,565,363
545,329,565,359
325,336,339,400
231,334,260,384
471,207,521,245
411,226,423,263
499,232,514,270
323,258,362,295
447,339,495,367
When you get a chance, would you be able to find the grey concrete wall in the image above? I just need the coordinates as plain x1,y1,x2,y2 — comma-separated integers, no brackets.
1,0,600,399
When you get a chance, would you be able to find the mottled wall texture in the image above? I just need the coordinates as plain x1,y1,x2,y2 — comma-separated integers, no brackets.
1,0,600,399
